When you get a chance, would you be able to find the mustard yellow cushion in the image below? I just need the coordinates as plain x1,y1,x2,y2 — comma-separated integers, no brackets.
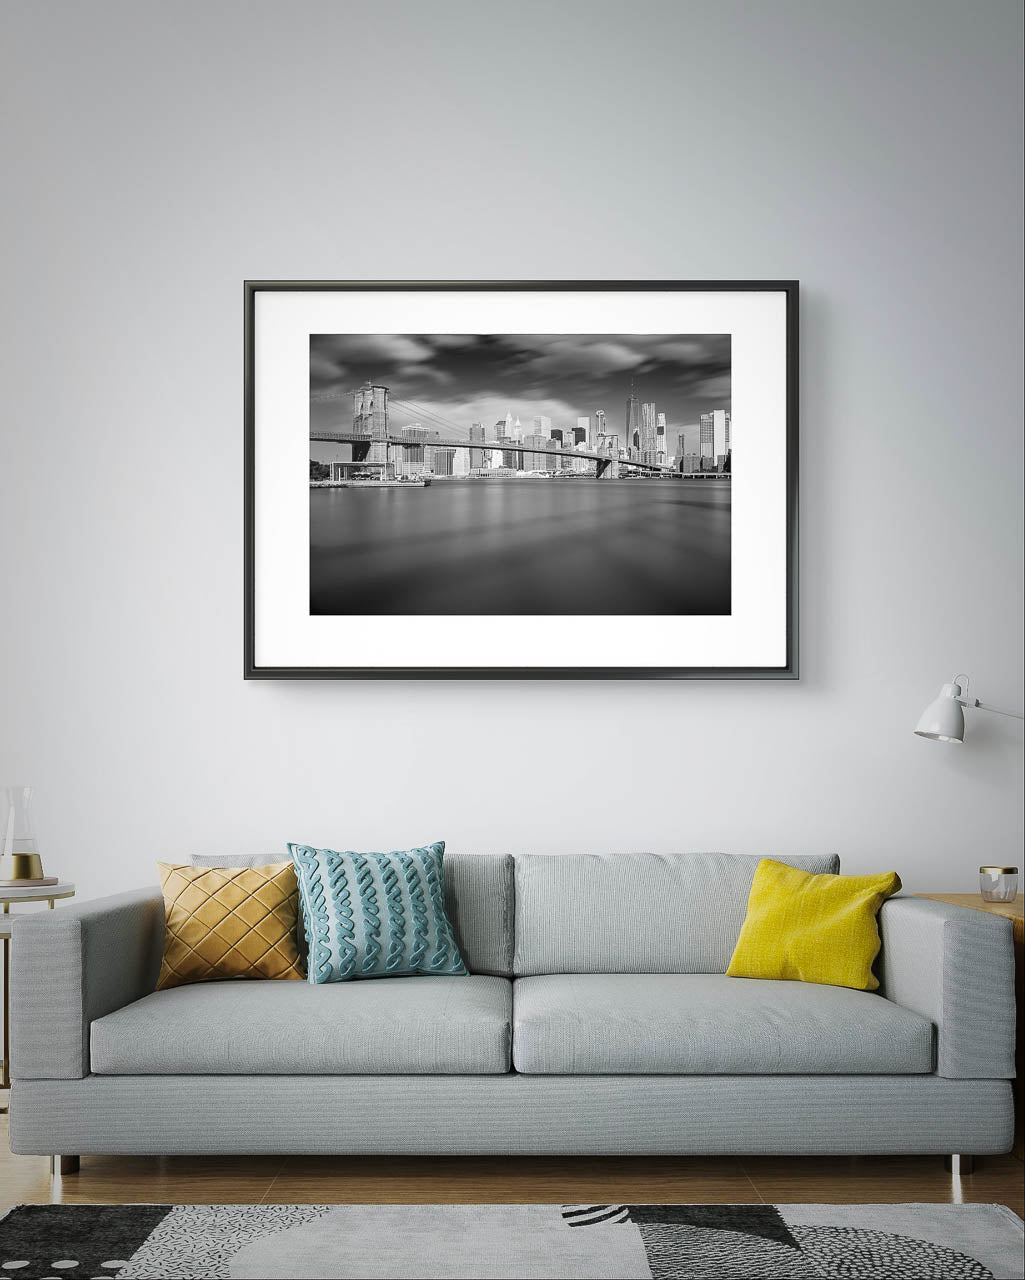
156,861,305,989
726,858,901,990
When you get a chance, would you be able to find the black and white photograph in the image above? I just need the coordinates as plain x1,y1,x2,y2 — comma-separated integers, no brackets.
309,332,733,616
246,281,795,677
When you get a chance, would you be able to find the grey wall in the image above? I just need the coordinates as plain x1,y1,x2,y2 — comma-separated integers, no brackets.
2,0,1022,901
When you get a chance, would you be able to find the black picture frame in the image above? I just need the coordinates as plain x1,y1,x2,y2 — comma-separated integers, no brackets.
244,280,798,680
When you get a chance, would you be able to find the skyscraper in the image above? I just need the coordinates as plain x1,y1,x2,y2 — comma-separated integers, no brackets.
626,383,641,453
576,416,590,447
468,422,485,469
699,410,731,464
496,416,520,468
656,411,667,466
594,409,607,442
641,402,657,464
533,415,552,438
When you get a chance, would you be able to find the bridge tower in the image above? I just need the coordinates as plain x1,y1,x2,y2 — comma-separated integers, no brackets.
353,383,389,469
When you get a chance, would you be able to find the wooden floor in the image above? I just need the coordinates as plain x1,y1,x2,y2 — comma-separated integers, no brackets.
2,1116,1022,1217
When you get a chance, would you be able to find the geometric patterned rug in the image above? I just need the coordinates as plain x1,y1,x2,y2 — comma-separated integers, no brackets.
0,1202,1022,1278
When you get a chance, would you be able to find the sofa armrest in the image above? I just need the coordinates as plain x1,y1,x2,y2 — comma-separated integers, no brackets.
878,896,1015,1079
11,887,164,1079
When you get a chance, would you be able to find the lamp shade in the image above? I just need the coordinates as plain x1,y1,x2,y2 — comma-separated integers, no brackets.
914,683,966,743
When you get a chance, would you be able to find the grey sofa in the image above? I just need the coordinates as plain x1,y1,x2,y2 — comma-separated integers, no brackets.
8,852,1017,1162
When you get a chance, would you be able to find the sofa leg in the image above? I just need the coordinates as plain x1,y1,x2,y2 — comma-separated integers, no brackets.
50,1155,80,1175
944,1154,975,1174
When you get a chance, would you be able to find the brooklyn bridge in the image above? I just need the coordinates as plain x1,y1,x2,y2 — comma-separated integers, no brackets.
309,429,671,478
310,387,729,480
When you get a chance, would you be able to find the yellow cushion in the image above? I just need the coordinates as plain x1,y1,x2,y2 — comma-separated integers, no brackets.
726,858,901,990
156,861,305,989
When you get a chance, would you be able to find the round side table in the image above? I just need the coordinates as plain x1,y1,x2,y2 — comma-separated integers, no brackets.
1,882,76,1115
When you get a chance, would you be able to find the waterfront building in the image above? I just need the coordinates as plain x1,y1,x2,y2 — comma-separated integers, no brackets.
680,452,702,473
522,433,548,470
699,410,731,465
576,416,590,446
452,447,470,477
656,411,667,465
469,422,486,469
400,423,427,472
430,447,455,477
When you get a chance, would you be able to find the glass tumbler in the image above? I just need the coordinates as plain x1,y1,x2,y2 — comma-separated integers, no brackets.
979,866,1018,903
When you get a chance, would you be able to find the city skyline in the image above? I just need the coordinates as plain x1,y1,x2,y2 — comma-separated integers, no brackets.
310,333,731,454
309,331,732,616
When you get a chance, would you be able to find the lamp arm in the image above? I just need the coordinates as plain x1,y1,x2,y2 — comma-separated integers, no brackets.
950,675,1023,721
970,699,1025,722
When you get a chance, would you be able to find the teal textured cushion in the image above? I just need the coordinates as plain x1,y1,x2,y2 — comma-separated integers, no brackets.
288,841,468,982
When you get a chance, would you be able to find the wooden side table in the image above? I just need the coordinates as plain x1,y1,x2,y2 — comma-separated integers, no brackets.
917,893,1024,1160
1,882,76,1115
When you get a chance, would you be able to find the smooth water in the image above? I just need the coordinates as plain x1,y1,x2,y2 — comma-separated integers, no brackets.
310,478,731,615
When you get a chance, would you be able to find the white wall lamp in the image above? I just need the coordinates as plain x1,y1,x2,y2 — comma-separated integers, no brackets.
915,673,1024,744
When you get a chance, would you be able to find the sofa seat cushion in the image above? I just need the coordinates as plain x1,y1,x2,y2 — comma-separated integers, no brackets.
512,974,933,1075
91,976,511,1075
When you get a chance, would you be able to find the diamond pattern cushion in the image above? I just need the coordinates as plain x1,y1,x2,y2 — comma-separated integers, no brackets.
156,861,305,989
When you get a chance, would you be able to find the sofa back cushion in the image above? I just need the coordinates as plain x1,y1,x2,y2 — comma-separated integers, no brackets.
189,851,514,977
513,852,840,976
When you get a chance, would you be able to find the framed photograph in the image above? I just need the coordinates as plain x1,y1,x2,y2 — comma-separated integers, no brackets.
245,281,797,679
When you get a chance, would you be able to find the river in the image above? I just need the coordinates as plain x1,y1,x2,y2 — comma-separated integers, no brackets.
310,478,730,615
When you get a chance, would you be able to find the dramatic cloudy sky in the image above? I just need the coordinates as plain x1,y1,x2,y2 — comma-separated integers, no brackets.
309,333,730,455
